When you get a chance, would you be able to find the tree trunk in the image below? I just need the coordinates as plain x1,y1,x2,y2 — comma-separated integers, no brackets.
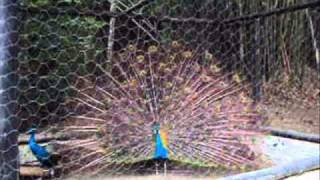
107,0,117,61
306,9,320,73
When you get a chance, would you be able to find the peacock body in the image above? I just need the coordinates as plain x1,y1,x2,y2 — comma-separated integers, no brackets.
153,122,169,160
56,42,265,176
27,128,57,168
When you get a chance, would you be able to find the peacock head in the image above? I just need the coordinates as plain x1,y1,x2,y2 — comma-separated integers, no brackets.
26,128,37,135
152,122,160,135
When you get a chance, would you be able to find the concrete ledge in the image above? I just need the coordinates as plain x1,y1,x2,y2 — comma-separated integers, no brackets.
222,156,319,180
221,136,320,180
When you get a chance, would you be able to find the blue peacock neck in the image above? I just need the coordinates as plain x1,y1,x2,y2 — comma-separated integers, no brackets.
153,123,169,160
29,132,36,145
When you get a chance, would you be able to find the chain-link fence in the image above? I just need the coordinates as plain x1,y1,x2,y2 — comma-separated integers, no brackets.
0,0,319,179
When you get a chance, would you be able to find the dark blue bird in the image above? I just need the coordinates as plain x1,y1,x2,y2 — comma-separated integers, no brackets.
27,128,57,168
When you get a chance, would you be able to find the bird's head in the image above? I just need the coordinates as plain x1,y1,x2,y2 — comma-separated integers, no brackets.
152,122,160,134
26,128,37,135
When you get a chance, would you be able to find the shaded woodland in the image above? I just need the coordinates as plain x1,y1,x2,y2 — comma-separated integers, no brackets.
5,0,319,131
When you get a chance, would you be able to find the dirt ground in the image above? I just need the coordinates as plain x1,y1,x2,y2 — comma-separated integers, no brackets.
265,103,319,134
262,70,320,134
67,170,320,180
67,175,218,180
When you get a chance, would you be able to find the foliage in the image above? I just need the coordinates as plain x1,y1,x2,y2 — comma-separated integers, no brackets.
17,6,106,127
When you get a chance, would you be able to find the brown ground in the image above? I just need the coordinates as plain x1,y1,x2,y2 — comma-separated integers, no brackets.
66,169,320,180
67,174,220,180
262,69,320,134
265,103,319,134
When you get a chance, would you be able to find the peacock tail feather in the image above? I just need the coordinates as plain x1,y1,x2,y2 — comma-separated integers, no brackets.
55,43,266,176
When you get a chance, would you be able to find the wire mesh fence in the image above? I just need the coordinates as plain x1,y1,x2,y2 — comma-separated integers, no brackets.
0,0,319,179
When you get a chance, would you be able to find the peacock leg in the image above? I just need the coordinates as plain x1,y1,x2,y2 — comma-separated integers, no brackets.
155,161,159,175
163,160,167,176
49,168,55,177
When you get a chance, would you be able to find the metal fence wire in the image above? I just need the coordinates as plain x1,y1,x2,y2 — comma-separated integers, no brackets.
0,0,319,179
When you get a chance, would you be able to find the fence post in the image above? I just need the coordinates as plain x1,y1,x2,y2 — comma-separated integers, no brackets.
0,0,20,179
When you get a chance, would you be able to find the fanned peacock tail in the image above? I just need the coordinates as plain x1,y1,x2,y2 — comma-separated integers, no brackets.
56,42,265,176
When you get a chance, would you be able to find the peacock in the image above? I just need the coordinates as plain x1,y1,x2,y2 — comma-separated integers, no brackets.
54,42,265,177
153,122,169,174
27,128,59,175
